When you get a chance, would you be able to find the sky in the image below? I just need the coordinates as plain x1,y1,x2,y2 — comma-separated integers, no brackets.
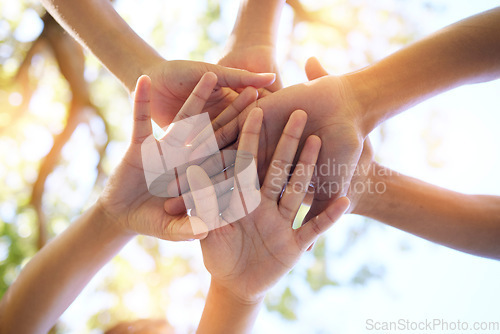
73,0,500,332
3,0,500,333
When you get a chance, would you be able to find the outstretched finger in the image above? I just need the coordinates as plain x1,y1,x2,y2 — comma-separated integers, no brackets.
261,110,308,202
189,87,257,152
278,135,321,222
295,197,350,251
131,75,153,145
172,72,218,124
206,63,276,89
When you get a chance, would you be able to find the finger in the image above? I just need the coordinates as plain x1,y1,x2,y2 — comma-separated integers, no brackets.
211,87,258,132
191,116,239,158
162,73,218,150
172,72,218,123
131,75,153,144
170,215,209,240
303,197,328,224
261,109,308,202
279,135,321,222
164,197,186,215
206,63,276,89
168,148,237,196
305,57,329,81
186,165,220,232
229,108,264,218
236,107,263,162
232,108,262,195
295,196,350,251
175,173,234,218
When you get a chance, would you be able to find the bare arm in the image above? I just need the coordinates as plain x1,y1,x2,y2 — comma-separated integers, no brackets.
219,0,285,91
352,161,500,260
346,6,500,135
41,0,162,92
0,205,132,334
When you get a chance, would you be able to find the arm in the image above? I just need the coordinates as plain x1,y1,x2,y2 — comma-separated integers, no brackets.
197,281,263,334
211,6,500,223
219,0,286,91
0,74,227,333
41,0,276,126
0,204,132,334
345,6,500,135
351,157,500,260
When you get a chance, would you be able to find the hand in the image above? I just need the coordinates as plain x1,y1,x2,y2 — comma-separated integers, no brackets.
217,0,284,92
218,42,282,92
98,73,258,241
144,59,276,127
186,108,350,303
204,57,365,222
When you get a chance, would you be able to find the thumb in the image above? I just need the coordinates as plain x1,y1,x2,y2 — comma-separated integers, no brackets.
206,63,276,89
305,57,329,81
186,165,219,232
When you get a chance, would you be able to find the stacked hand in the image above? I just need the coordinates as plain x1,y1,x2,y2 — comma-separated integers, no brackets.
185,107,350,303
98,72,263,241
142,59,276,127
198,57,366,222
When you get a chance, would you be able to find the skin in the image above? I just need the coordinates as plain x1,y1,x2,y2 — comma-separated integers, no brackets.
189,108,349,333
218,0,286,92
209,7,500,259
0,74,262,333
40,0,276,126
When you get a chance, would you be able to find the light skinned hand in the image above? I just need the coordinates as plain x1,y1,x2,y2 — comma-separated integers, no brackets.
186,107,350,303
98,73,258,241
218,43,282,92
197,57,363,223
144,59,276,127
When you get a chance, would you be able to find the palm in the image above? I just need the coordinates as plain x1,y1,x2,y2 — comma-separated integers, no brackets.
200,204,302,300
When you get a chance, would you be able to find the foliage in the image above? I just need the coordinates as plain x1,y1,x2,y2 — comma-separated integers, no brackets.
0,0,439,332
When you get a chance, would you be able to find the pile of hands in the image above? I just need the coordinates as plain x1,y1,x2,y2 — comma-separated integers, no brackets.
97,37,377,309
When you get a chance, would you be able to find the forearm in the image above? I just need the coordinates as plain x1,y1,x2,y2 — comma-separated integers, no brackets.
197,280,263,334
355,163,500,260
344,6,500,135
0,203,133,333
41,0,163,92
230,0,286,45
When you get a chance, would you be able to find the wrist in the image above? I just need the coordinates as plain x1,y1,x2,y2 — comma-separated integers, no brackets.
339,69,381,137
351,162,388,217
94,199,138,239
